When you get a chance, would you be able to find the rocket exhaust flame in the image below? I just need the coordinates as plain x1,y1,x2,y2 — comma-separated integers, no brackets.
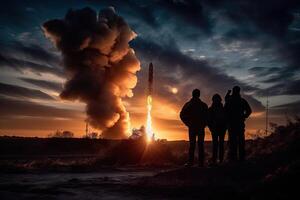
146,63,154,142
146,95,153,142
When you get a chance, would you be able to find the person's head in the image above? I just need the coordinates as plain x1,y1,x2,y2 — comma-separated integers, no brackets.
232,86,241,96
192,89,200,98
212,94,222,103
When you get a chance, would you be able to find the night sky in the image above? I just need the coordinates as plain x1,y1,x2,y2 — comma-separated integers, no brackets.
1,0,300,140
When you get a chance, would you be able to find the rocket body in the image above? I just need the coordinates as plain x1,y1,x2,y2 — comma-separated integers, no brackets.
148,62,153,96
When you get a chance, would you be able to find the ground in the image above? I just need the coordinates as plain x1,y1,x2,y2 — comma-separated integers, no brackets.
0,120,299,199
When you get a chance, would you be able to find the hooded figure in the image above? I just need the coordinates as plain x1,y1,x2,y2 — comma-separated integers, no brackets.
208,94,227,164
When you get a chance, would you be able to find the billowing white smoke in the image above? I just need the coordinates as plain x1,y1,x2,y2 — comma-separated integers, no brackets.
42,7,140,138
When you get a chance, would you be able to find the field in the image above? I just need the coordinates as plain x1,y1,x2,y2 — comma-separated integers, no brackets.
0,121,299,199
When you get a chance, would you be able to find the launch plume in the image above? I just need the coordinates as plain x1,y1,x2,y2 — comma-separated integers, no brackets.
42,7,140,138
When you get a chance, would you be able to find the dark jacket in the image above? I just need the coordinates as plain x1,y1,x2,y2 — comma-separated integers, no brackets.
180,97,208,130
208,102,227,132
224,94,252,124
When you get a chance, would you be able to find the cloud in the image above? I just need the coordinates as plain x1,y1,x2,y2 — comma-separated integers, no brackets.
0,0,37,28
255,80,300,96
89,0,159,28
158,0,211,33
0,96,82,119
204,0,298,37
271,100,300,117
0,53,64,78
208,0,300,89
248,67,282,78
90,0,210,31
0,117,83,132
20,78,63,92
0,82,54,100
132,38,265,112
3,41,60,65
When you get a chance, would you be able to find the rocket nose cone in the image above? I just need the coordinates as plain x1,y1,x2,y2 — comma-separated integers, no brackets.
149,63,153,77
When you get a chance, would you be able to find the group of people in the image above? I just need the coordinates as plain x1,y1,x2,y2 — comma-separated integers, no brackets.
180,86,252,167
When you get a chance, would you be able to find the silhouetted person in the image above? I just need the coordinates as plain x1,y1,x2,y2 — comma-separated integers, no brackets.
208,94,227,164
180,89,208,167
225,86,252,161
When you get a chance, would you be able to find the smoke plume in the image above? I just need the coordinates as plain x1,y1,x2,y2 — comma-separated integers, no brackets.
42,7,140,138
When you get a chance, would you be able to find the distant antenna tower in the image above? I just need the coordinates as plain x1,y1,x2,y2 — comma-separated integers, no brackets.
86,121,89,137
265,94,269,135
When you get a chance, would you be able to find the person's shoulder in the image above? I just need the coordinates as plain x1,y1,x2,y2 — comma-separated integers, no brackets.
200,100,208,108
183,100,191,108
241,97,249,104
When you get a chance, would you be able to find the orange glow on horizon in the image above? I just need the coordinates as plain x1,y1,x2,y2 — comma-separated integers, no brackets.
0,94,272,141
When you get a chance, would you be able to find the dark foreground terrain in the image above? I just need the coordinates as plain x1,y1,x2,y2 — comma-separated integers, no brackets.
0,120,299,199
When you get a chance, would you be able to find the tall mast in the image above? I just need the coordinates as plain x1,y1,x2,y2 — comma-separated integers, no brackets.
265,94,269,136
86,121,89,137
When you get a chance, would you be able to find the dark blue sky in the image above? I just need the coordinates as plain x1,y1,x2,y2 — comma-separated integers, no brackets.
0,0,300,139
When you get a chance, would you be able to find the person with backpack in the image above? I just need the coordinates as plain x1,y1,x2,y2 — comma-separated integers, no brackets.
224,86,252,161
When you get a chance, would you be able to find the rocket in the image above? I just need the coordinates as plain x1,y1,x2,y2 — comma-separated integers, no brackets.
148,62,153,96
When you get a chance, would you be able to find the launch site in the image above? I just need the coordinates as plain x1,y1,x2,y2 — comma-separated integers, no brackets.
0,1,300,199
